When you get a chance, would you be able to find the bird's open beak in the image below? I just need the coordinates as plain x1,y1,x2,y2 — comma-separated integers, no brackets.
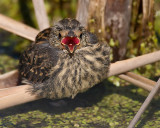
61,37,80,53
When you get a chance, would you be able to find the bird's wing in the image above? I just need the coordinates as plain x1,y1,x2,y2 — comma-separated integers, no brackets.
35,27,52,44
19,41,59,84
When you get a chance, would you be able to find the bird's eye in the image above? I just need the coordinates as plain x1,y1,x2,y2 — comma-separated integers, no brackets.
59,33,62,39
80,33,83,39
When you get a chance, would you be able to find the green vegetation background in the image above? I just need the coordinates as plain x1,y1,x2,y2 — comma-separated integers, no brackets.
0,0,160,127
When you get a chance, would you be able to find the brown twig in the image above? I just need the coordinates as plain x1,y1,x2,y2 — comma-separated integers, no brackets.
0,14,39,41
0,85,39,110
108,50,160,77
76,0,90,27
118,72,156,92
128,78,160,128
0,51,160,110
0,70,19,89
119,74,153,92
32,0,49,30
125,72,156,86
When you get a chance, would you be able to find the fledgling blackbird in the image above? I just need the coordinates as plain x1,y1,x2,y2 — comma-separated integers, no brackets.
19,18,110,99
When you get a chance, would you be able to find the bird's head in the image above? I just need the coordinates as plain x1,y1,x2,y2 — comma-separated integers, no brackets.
49,18,98,55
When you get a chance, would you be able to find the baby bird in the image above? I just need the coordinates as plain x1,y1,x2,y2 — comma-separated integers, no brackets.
19,18,110,99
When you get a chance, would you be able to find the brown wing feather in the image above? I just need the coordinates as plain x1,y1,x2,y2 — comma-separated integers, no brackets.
35,27,52,44
19,37,59,84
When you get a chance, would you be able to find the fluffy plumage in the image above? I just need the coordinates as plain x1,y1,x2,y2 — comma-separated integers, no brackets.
19,18,110,99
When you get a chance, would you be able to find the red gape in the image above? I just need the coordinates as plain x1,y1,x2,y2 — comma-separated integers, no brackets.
61,37,80,52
